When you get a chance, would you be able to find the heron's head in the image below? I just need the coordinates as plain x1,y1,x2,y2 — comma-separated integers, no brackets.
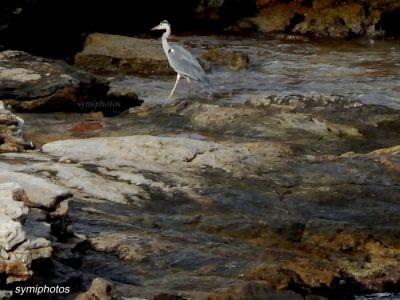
151,20,170,31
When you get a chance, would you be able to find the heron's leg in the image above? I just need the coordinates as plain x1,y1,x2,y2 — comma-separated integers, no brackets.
186,77,192,100
162,74,181,110
168,74,181,100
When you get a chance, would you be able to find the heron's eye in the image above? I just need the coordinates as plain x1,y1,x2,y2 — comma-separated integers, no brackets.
168,48,174,53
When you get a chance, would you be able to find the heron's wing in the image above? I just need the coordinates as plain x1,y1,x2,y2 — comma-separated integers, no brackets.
168,44,206,81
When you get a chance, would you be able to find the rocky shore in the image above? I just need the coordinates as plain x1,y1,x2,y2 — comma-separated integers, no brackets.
1,90,400,298
0,8,400,299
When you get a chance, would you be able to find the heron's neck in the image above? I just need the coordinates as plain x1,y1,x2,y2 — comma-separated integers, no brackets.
161,27,171,57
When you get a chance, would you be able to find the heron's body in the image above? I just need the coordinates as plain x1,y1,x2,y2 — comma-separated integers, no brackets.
152,20,210,101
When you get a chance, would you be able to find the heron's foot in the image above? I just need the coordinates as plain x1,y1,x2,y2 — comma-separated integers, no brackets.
174,99,188,110
161,98,188,113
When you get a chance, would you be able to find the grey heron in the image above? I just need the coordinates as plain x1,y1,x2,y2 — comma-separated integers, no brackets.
151,20,210,103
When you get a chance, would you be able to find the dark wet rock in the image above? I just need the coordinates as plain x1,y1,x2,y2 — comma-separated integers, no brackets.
305,296,328,300
75,33,172,75
153,294,186,300
245,4,296,33
239,0,400,38
205,281,303,300
202,49,249,70
0,50,141,113
294,3,368,38
75,277,120,300
0,101,32,152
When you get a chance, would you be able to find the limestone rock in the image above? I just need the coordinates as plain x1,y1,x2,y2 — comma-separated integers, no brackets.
0,182,29,221
0,215,25,251
75,33,172,75
41,135,272,176
0,183,56,283
0,169,71,209
75,278,120,300
0,101,32,152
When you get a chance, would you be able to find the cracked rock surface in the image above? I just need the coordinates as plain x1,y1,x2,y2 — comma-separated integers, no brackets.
0,181,69,284
0,96,400,299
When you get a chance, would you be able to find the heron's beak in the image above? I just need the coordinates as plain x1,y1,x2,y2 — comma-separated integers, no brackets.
151,25,161,31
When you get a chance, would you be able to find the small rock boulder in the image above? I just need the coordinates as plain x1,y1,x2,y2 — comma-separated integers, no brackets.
75,278,120,300
0,182,53,283
75,33,172,75
202,49,249,70
245,4,296,33
0,50,141,113
0,101,32,152
0,170,72,210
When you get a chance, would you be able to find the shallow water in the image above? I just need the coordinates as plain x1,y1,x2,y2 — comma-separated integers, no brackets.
113,35,400,108
356,293,400,300
21,35,400,145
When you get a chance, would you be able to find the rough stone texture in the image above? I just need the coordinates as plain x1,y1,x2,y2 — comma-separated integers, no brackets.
202,49,249,71
294,3,368,38
75,33,172,75
246,4,296,33
240,0,400,38
0,182,29,221
0,169,71,209
75,278,120,300
0,50,141,112
0,101,32,152
204,282,304,300
0,182,53,283
1,95,400,298
41,135,284,176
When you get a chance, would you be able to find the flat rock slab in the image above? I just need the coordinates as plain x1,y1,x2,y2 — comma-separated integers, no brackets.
41,135,290,176
0,169,71,209
75,33,173,75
